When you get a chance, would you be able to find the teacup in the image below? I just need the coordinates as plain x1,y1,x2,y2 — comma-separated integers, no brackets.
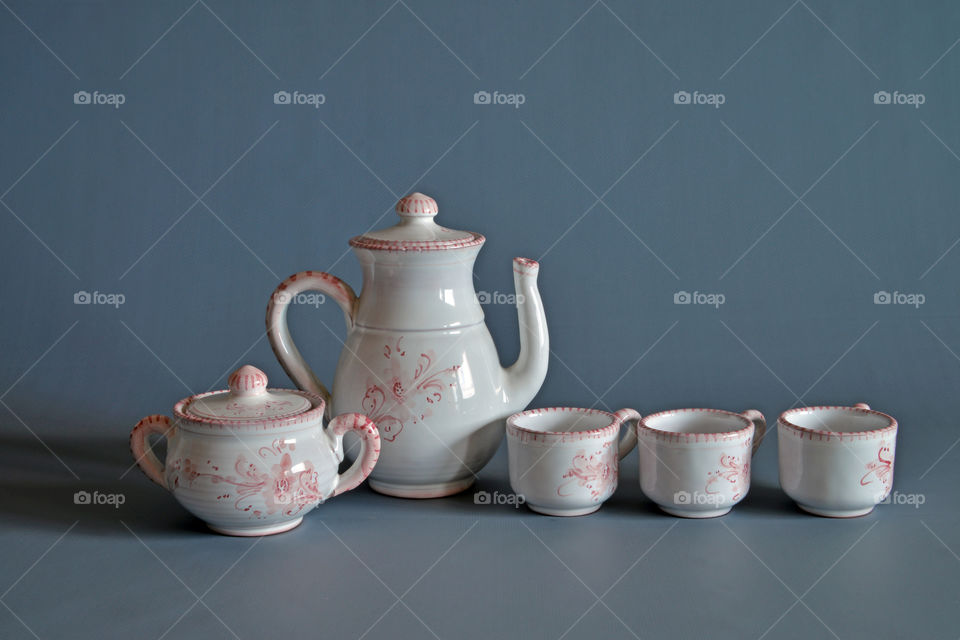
778,403,897,517
636,408,766,518
507,407,641,516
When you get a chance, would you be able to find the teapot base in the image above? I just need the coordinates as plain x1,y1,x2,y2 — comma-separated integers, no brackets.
369,477,474,499
207,517,303,537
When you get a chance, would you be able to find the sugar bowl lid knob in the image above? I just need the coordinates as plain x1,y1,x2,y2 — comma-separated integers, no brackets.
227,365,268,397
185,364,312,421
395,192,438,218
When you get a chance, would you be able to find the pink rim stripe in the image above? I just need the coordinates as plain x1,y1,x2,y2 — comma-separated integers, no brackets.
507,407,623,444
513,257,540,275
349,233,485,252
637,408,754,444
778,405,897,442
173,388,326,432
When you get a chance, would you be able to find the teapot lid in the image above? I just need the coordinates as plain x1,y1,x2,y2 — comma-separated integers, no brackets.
182,365,315,423
349,193,485,252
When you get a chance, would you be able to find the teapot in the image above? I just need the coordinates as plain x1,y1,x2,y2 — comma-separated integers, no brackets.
266,193,548,498
129,365,380,535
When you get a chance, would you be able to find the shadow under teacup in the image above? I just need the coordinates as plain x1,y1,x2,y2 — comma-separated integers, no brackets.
507,407,641,516
636,408,766,518
778,403,897,518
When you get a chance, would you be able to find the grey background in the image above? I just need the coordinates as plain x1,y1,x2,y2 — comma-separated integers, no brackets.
1,1,958,638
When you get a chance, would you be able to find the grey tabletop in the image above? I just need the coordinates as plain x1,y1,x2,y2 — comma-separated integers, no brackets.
2,1,960,638
2,422,958,640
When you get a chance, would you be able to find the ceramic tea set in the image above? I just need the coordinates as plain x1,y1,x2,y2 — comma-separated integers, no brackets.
130,193,899,535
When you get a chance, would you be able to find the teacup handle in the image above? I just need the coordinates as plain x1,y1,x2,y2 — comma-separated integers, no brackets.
327,413,381,497
854,402,870,409
130,415,173,489
741,409,766,456
613,408,641,460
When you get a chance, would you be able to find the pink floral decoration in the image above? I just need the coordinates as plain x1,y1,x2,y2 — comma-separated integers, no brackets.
360,337,460,442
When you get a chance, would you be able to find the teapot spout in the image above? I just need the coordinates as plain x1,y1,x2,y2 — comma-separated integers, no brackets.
503,258,549,410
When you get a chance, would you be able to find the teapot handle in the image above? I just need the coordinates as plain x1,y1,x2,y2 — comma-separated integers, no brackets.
327,413,381,497
130,415,173,489
266,271,358,405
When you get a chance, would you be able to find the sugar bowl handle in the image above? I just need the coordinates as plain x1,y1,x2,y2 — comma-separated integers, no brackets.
613,408,641,460
130,415,174,488
741,409,766,456
327,413,381,497
266,271,359,405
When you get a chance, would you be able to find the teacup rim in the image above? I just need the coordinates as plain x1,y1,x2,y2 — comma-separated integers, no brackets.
637,407,754,443
778,404,897,439
507,406,620,439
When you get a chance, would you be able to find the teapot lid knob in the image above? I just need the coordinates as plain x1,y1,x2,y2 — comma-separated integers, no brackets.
349,192,481,249
228,365,268,397
395,193,438,218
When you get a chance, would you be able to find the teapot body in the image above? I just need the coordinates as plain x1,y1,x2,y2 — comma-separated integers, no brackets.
333,323,508,497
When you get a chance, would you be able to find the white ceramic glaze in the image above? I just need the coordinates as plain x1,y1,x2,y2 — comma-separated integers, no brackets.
778,403,897,518
506,407,640,516
636,408,766,518
267,193,549,498
129,365,380,536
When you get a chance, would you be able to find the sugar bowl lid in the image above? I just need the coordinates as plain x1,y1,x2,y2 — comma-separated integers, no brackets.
177,365,319,425
349,193,485,251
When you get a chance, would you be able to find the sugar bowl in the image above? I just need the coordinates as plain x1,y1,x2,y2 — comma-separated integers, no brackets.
130,365,380,536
